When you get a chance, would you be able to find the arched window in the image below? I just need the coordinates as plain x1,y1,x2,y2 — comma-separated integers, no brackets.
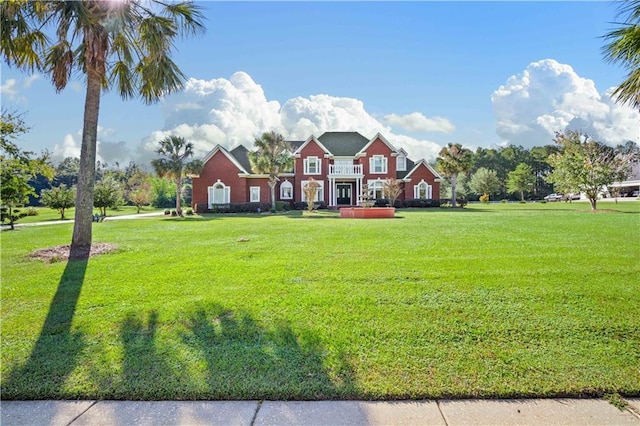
414,180,432,199
208,180,230,207
280,180,293,200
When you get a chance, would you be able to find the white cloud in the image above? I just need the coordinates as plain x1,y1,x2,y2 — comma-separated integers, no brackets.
1,75,39,103
1,79,18,99
51,126,130,165
142,71,443,162
492,59,640,148
23,74,40,88
383,112,455,133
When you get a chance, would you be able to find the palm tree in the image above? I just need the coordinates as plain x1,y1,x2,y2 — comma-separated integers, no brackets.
248,131,294,212
151,136,201,216
602,0,640,109
1,1,204,257
436,143,473,207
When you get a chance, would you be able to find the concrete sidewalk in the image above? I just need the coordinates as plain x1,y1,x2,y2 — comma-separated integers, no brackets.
2,398,639,425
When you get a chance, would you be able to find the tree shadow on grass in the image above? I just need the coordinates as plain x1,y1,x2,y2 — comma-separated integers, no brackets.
118,310,192,400
181,303,357,400
2,246,90,399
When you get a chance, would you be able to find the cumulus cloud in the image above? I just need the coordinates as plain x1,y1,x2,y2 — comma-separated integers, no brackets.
492,59,640,148
383,112,455,133
142,71,443,162
51,126,132,165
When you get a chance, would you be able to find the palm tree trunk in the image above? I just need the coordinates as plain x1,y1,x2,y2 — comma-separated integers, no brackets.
451,173,458,208
269,179,277,211
71,66,101,257
176,176,182,216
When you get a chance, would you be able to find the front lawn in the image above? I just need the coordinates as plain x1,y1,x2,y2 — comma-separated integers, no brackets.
1,202,639,400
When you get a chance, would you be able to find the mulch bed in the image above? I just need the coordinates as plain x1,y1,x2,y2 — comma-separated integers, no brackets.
30,243,118,263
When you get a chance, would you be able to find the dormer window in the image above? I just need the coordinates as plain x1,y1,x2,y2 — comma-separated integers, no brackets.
304,156,321,175
396,154,406,171
370,155,388,174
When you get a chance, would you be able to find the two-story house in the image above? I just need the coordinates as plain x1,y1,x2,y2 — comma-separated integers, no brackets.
191,131,441,210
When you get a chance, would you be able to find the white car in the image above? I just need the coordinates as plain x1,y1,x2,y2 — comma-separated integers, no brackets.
543,193,564,202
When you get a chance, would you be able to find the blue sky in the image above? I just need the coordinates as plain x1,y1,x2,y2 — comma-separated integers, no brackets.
1,1,638,165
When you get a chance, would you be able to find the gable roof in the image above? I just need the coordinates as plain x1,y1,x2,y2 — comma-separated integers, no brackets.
316,132,370,156
397,158,415,179
230,145,253,174
201,144,249,174
404,159,442,180
357,132,398,156
293,135,332,157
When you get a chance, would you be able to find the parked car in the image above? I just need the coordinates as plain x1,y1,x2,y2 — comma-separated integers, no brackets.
543,193,564,202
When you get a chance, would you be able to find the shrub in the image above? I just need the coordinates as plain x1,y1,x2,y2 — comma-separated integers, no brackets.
25,207,39,216
519,200,527,204
403,199,441,208
479,193,490,204
171,210,178,216
501,199,507,204
210,202,272,214
164,209,171,215
293,201,328,210
186,209,193,215
194,203,209,214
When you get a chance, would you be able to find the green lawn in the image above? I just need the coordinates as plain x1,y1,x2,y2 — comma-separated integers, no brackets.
14,205,164,224
1,202,639,400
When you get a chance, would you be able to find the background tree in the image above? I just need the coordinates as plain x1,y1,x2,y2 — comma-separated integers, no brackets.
0,110,53,229
602,0,640,109
41,184,75,220
436,143,473,207
150,177,177,208
248,131,294,212
1,0,205,256
94,176,123,217
382,179,402,207
507,163,536,202
468,168,501,200
54,157,80,187
126,169,152,213
151,136,202,216
547,131,635,210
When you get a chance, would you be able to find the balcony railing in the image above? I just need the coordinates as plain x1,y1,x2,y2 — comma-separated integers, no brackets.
329,164,363,176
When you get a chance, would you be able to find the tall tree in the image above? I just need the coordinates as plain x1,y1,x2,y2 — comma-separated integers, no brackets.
248,131,294,212
468,167,501,199
602,0,640,109
1,1,205,257
0,110,53,229
547,131,635,211
506,163,536,202
151,136,201,216
436,143,473,207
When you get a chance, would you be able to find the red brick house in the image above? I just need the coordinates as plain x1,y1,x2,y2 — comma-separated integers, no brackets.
191,131,441,210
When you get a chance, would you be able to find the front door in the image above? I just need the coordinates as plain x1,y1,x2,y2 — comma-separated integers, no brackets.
336,183,352,205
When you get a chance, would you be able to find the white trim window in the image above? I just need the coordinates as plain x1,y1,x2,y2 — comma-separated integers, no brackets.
280,180,293,200
414,180,432,199
396,154,406,171
301,180,324,202
370,155,388,174
303,156,321,175
250,186,260,202
368,179,384,199
208,180,230,206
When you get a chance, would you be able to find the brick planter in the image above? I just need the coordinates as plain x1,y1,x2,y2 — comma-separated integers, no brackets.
339,207,395,219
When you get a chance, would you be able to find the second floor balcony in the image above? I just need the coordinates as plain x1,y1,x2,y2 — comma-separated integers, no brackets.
329,164,363,176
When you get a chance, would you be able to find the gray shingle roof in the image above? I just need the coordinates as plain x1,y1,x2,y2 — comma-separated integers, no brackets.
397,158,415,179
230,145,252,173
317,132,370,156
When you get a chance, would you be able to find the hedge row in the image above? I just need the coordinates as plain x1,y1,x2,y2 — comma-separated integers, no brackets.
194,199,450,213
